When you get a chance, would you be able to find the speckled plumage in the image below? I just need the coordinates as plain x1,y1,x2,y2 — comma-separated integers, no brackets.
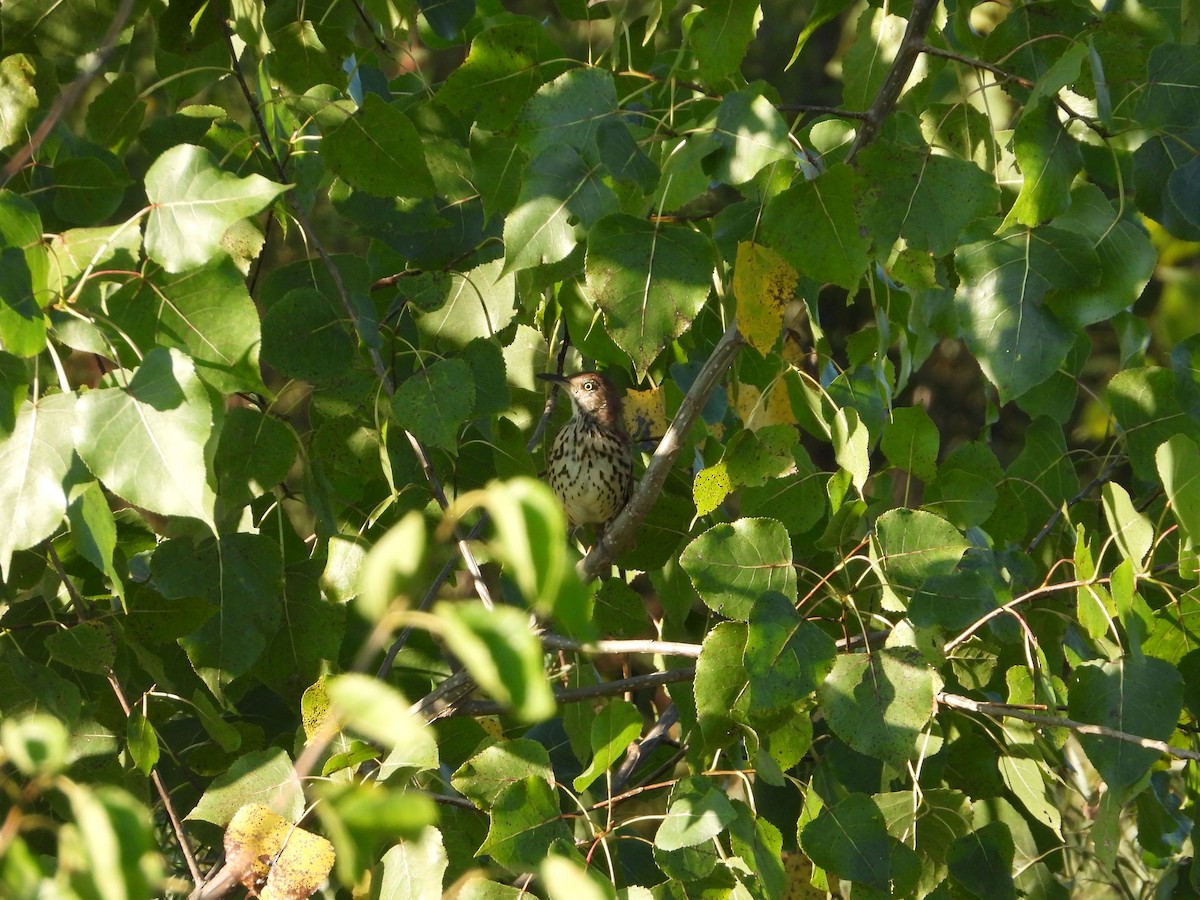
538,372,633,530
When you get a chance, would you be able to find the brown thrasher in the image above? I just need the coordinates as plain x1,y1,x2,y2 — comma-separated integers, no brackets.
538,371,633,532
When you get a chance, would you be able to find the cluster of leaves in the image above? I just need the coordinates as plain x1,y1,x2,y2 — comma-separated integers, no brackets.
3,0,1200,897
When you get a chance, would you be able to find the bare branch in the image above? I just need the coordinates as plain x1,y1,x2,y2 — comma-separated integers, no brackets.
450,668,697,716
938,692,1200,763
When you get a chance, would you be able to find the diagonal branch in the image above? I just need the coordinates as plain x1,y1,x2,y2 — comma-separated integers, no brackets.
580,323,744,580
844,0,940,163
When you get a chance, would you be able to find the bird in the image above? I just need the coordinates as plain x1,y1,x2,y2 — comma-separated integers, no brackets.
537,371,633,533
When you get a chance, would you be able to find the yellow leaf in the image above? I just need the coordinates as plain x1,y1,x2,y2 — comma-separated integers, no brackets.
623,386,667,442
735,379,796,432
300,677,331,742
224,803,334,900
734,241,799,355
694,463,732,516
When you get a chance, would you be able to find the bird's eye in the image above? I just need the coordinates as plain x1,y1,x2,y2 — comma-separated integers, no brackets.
583,380,595,391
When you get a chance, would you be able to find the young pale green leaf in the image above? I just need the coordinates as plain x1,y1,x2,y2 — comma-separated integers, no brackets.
478,776,573,870
326,674,438,764
761,163,870,290
1001,100,1083,229
451,738,554,810
680,518,796,621
0,191,47,356
572,699,644,792
540,853,617,900
354,512,427,619
655,776,738,852
709,88,792,186
503,144,617,274
1101,482,1154,571
1157,434,1200,547
817,646,941,768
832,406,869,494
880,406,939,481
875,508,970,593
60,782,162,900
376,828,448,900
436,601,556,722
799,793,891,892
0,393,74,579
946,822,1017,900
954,225,1096,402
153,533,283,696
1069,656,1183,798
144,144,288,273
744,592,836,718
0,713,69,777
74,348,216,527
584,214,715,378
436,20,567,130
323,93,434,199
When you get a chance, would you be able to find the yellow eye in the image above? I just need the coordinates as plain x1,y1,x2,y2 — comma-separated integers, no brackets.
583,380,595,391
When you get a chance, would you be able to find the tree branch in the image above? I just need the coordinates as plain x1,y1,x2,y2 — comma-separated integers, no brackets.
450,668,697,716
580,322,744,579
938,692,1200,763
845,0,940,163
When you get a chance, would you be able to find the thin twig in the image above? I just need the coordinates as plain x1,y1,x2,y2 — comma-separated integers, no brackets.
845,0,940,163
580,323,744,579
450,668,696,716
0,0,139,187
540,634,702,659
45,549,203,887
938,692,1200,763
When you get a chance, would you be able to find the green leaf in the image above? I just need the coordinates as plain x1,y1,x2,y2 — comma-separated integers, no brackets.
761,164,870,289
213,408,298,508
187,747,303,826
1109,366,1200,482
1001,100,1083,228
1101,482,1153,571
693,622,749,752
377,829,448,900
503,144,618,274
452,738,554,810
414,258,518,345
106,257,267,394
66,480,123,597
1137,43,1200,131
0,350,26,434
144,144,288,273
799,794,891,892
680,518,796,621
817,646,941,767
585,214,715,378
46,621,116,675
74,348,216,527
880,406,939,481
689,0,762,85
0,191,48,356
260,287,357,384
572,699,643,792
0,713,69,777
517,67,616,160
478,776,573,869
786,0,856,69
437,20,567,130
875,508,969,593
391,359,475,452
419,0,475,41
1158,434,1200,547
1069,656,1182,797
654,776,738,852
0,393,74,579
60,783,160,900
947,823,1016,900
153,533,283,696
126,709,159,776
323,93,434,199
954,225,1097,402
744,592,836,718
436,601,556,722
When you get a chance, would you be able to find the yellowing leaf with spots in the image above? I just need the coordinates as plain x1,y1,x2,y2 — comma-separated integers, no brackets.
694,463,733,516
623,386,667,443
224,803,334,900
736,379,796,431
734,241,799,355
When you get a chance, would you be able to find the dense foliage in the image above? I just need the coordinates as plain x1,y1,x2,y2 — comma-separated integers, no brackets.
2,0,1200,896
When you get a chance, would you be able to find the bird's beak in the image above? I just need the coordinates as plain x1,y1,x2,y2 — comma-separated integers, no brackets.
537,373,570,386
